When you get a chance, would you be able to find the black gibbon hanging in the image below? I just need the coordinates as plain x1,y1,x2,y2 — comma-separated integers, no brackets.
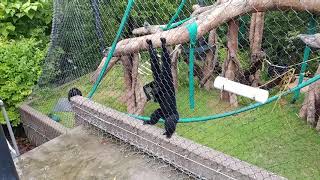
143,38,179,138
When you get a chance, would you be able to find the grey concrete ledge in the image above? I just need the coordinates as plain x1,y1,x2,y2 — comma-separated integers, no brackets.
19,104,69,146
71,96,287,180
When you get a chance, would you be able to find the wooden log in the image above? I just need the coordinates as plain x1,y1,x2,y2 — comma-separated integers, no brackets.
121,54,147,115
121,55,135,114
300,65,320,130
221,19,240,107
201,29,218,90
251,12,265,55
92,0,320,83
90,57,119,83
246,12,265,87
307,90,316,126
132,23,163,36
249,13,256,47
132,2,207,36
191,4,216,16
200,51,220,88
131,53,147,115
299,96,308,120
171,45,182,91
131,53,139,97
112,0,320,56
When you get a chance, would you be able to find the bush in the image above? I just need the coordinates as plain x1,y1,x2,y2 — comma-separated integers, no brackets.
0,0,52,38
0,38,47,125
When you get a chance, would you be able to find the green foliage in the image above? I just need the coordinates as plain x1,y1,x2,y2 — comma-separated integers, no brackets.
101,0,183,40
0,0,52,38
39,0,191,86
263,11,310,66
0,37,47,125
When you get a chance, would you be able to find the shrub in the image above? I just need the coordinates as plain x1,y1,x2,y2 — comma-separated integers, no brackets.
0,0,52,38
0,37,47,125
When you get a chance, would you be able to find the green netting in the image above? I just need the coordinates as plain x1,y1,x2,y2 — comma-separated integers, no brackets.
30,0,320,179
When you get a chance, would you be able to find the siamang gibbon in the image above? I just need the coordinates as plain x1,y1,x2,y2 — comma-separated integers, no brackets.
68,87,82,101
143,38,179,139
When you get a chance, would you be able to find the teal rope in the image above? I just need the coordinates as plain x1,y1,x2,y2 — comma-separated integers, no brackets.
187,22,198,110
88,0,135,98
292,16,317,103
161,17,191,31
162,0,187,31
129,73,320,123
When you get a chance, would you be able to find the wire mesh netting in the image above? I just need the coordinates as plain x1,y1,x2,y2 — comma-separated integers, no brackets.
28,0,320,179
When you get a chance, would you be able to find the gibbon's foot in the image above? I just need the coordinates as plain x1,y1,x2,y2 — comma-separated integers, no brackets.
163,131,173,139
160,37,166,44
146,39,152,45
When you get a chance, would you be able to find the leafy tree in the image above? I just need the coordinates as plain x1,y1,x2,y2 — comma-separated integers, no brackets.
0,38,47,125
0,0,52,38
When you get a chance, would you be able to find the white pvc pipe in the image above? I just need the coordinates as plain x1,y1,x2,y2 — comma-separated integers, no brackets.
214,76,269,103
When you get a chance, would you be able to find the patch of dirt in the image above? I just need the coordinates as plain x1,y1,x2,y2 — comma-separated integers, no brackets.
16,137,35,154
3,124,35,154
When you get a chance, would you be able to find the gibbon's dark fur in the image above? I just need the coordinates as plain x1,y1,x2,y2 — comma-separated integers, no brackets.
68,88,82,101
143,38,179,138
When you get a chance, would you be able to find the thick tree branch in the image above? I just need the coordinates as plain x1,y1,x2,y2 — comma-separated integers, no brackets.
90,57,119,83
132,24,163,36
113,0,320,56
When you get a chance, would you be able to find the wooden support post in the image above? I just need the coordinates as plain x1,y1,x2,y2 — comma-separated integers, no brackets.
221,19,240,107
121,54,147,115
299,65,320,131
201,29,218,90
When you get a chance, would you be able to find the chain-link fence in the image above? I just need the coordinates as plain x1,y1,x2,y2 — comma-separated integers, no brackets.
28,0,320,179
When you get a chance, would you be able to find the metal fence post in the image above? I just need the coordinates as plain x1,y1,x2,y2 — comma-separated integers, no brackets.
0,125,19,180
0,100,20,156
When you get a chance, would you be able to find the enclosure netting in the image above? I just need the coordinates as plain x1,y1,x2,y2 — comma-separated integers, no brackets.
29,0,320,179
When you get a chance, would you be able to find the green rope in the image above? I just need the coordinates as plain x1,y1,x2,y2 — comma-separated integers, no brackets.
88,0,135,98
129,73,320,123
161,17,191,31
162,0,187,31
292,16,317,103
187,22,198,110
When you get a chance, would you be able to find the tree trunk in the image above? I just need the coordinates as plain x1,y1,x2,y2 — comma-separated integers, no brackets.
121,55,134,113
201,29,218,90
299,65,320,130
221,19,240,107
121,54,147,115
90,57,119,83
171,45,182,91
249,12,265,87
131,53,147,115
250,13,264,55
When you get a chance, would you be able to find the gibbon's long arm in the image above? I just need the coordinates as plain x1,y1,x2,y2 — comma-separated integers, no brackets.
146,39,162,85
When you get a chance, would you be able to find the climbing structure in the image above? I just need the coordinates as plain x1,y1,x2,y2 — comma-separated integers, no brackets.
31,0,320,179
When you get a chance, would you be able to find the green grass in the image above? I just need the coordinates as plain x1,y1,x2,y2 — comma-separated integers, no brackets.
30,64,320,179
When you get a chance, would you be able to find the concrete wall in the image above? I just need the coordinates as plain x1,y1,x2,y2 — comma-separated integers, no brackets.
71,96,286,180
19,104,68,146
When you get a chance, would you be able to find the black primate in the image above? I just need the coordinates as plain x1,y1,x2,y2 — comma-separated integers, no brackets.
68,87,82,101
143,38,179,138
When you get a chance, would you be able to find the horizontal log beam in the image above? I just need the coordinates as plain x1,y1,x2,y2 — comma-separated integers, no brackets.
112,0,320,56
132,23,163,36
